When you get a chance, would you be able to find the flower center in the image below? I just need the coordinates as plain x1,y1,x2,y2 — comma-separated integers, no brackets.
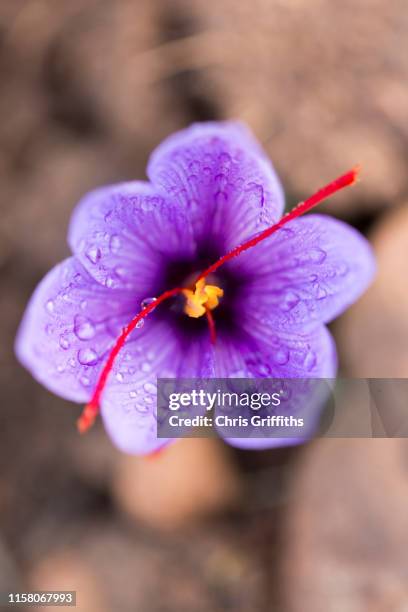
182,279,224,318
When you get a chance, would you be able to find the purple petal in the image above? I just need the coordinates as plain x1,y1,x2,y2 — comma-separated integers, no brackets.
15,257,140,402
234,214,376,330
147,121,284,250
215,324,337,379
68,181,195,292
215,325,336,450
101,322,214,454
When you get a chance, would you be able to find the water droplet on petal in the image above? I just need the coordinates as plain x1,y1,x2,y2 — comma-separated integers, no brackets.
80,375,91,387
256,363,271,376
78,348,98,365
303,351,317,371
141,198,153,212
116,372,124,382
129,391,137,398
109,235,121,253
141,362,151,373
74,315,95,340
136,319,144,329
141,297,157,310
297,248,327,265
85,246,101,264
309,248,327,264
245,182,264,207
136,403,149,414
280,291,300,311
45,324,54,336
57,364,65,373
230,369,247,378
274,348,289,365
45,299,55,313
313,283,327,299
105,276,114,288
114,266,127,278
59,334,70,350
337,262,349,276
143,382,156,394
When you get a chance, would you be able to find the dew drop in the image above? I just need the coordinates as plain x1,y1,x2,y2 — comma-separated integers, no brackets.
116,372,124,382
280,291,300,311
141,362,152,373
309,248,327,264
129,391,137,398
141,198,153,212
313,284,327,299
274,348,290,365
114,266,127,278
45,299,55,313
256,363,271,376
136,319,145,329
245,182,264,207
230,369,247,378
297,248,327,265
78,348,98,365
141,297,157,310
109,234,121,253
45,324,54,336
59,335,70,350
74,315,96,340
80,375,91,387
303,351,317,371
85,246,101,264
337,262,349,276
136,403,149,414
57,364,65,373
143,382,156,394
105,276,114,288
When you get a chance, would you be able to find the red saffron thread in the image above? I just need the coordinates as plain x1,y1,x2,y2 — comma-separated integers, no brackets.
205,308,217,345
77,166,360,433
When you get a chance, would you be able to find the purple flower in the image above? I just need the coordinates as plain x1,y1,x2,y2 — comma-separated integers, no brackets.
15,122,375,454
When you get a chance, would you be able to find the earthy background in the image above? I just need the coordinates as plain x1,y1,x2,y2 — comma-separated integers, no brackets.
1,1,408,611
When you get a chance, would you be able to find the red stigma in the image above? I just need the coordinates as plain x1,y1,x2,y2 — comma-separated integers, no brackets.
77,167,360,433
205,308,217,345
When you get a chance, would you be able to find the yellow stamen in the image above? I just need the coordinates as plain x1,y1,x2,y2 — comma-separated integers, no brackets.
182,279,224,318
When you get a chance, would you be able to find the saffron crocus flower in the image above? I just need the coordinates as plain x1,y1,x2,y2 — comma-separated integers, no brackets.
15,122,375,454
